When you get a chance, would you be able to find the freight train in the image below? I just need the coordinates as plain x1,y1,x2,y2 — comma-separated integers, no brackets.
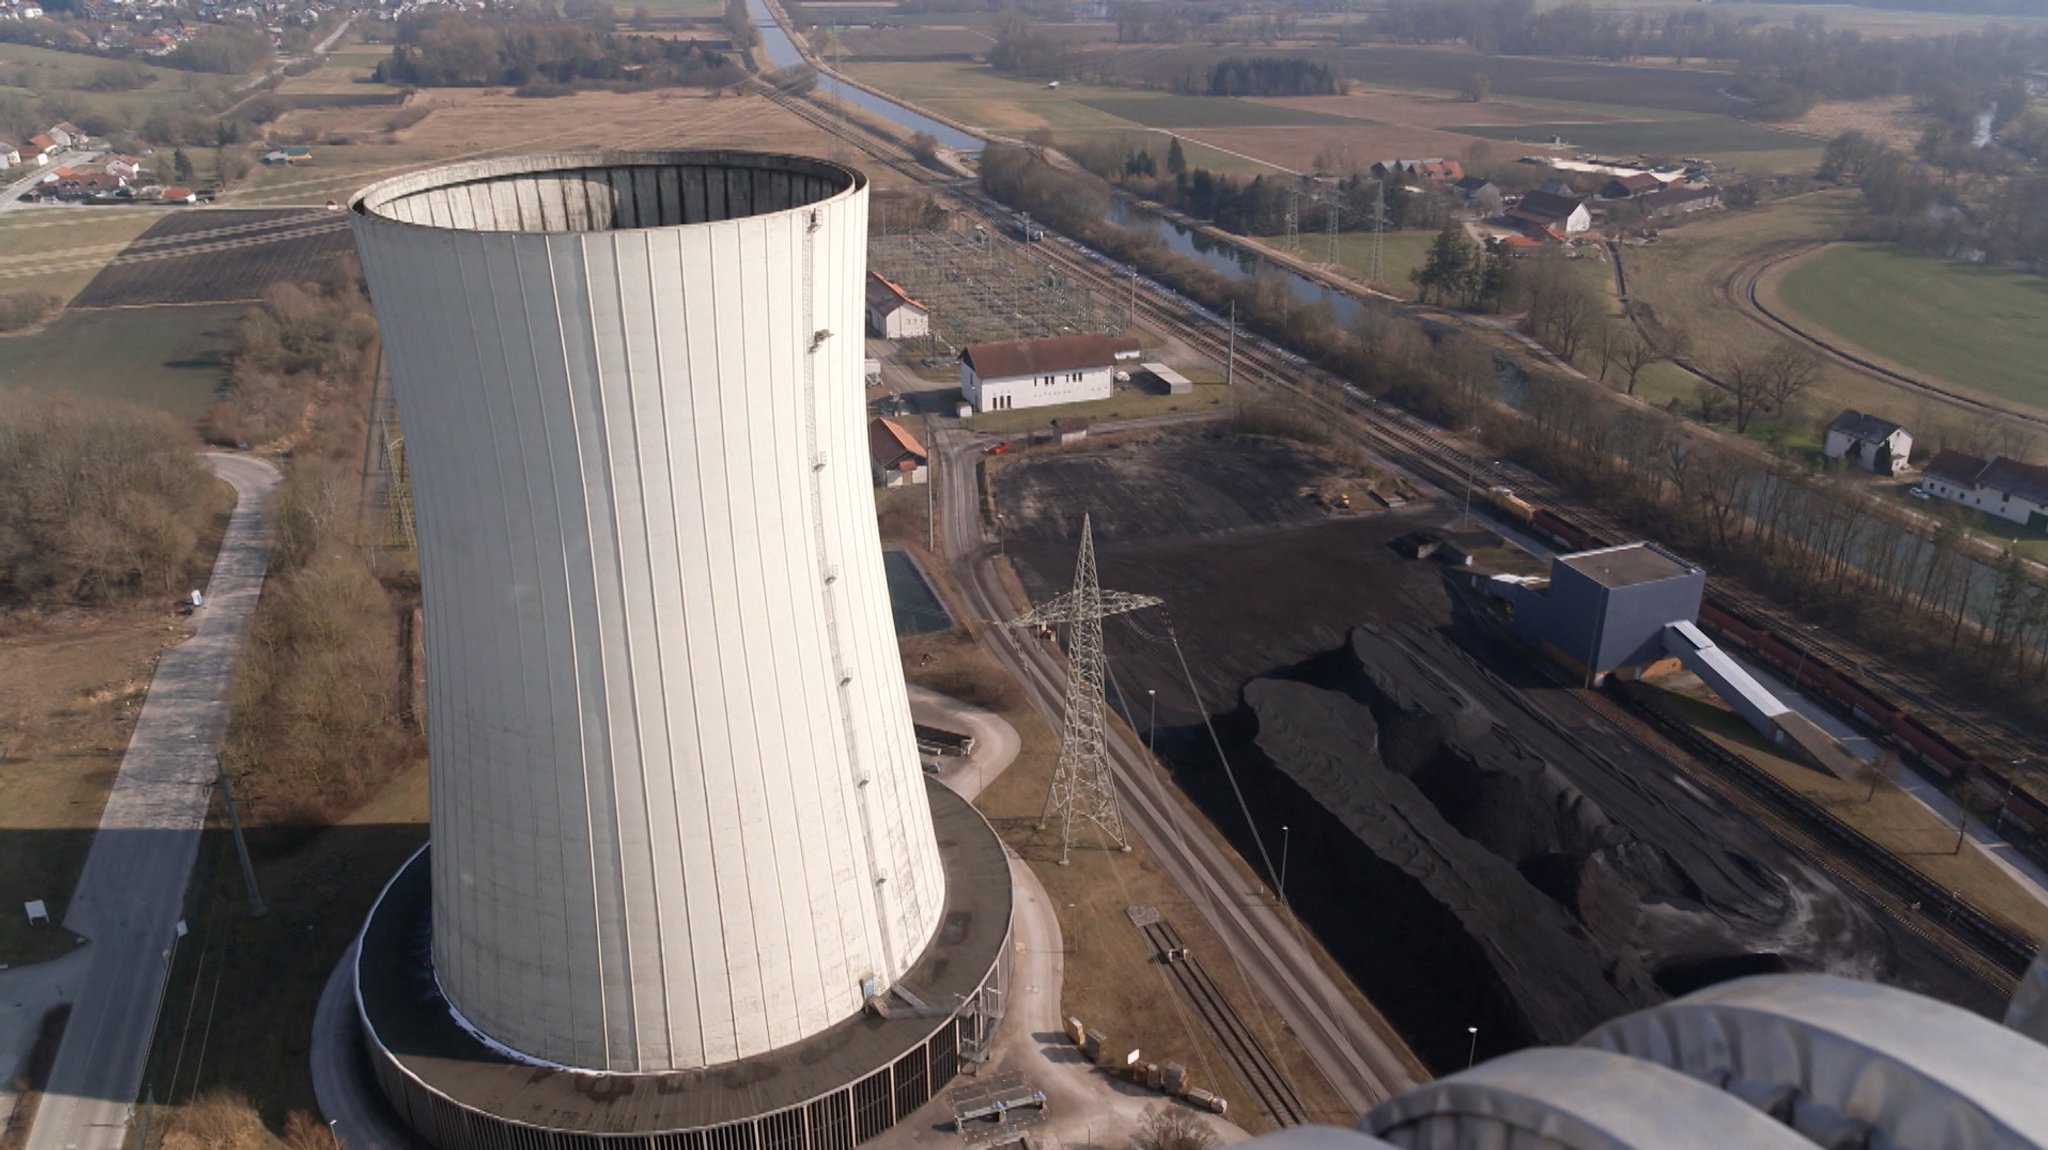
1478,487,2048,840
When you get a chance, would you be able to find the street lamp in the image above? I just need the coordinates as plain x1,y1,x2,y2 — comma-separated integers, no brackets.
1279,824,1291,908
1461,427,1481,527
1147,689,1157,753
1466,1026,1480,1069
996,513,1005,559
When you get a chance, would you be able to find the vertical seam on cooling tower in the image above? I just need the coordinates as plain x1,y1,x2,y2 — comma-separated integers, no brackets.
706,224,745,1059
668,227,713,1067
628,227,679,1066
803,205,900,983
532,239,612,1068
602,228,661,1068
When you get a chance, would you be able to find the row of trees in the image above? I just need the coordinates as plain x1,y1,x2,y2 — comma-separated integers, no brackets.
1204,56,1340,97
979,142,2048,718
1357,0,2046,122
1065,138,1458,240
375,12,742,89
1822,130,2048,271
202,257,378,448
1410,224,1513,311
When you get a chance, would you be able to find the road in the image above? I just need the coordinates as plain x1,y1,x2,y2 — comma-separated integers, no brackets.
25,454,280,1150
931,426,1419,1117
0,150,102,212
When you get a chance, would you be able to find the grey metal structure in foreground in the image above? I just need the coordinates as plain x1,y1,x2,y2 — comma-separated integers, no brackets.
1236,968,2048,1150
348,151,1009,1150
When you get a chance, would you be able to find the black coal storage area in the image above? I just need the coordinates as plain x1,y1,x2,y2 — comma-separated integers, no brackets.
1187,624,2005,1070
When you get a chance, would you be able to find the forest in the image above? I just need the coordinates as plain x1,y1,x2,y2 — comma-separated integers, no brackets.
375,11,742,89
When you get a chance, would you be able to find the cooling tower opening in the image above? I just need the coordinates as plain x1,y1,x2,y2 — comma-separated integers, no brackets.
351,150,864,234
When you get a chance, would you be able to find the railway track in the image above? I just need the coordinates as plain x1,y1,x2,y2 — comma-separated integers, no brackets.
1140,919,1310,1127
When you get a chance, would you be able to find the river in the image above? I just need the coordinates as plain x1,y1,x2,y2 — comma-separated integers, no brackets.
743,0,982,153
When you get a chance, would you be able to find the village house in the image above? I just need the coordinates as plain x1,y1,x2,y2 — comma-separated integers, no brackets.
1371,158,1464,184
1506,190,1591,236
0,142,18,168
1921,451,2048,531
1823,410,1912,475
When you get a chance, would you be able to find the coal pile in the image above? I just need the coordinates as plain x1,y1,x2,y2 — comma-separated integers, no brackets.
1199,624,2003,1068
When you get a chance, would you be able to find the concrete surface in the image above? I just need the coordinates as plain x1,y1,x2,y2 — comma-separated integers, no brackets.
23,453,280,1150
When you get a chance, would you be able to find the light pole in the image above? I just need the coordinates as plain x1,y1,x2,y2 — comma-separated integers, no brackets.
1279,824,1291,908
1466,1026,1479,1069
996,512,1005,559
1147,688,1157,753
1461,427,1481,527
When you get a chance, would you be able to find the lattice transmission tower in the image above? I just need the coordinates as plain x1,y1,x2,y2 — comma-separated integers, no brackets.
1007,513,1161,864
384,435,416,551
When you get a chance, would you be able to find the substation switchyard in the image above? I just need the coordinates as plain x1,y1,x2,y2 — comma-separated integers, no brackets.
347,152,1012,1150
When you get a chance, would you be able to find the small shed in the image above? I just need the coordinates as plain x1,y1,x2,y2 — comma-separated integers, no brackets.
868,416,928,487
1138,362,1191,395
1051,416,1090,445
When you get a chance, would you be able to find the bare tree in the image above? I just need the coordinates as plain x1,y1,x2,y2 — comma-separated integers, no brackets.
1612,323,1668,396
1718,343,1816,434
1759,344,1823,419
1134,1107,1217,1150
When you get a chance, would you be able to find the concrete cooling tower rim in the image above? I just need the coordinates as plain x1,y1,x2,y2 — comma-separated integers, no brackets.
354,779,1012,1145
349,150,868,235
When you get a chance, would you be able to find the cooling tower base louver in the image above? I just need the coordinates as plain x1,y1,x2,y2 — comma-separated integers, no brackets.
356,780,1011,1149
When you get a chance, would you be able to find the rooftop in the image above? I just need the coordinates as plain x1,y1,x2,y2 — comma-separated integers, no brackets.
1826,409,1905,444
1557,542,1698,589
357,779,1011,1134
961,333,1129,380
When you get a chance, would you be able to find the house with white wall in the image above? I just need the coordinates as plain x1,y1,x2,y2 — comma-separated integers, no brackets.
865,271,929,340
1824,410,1912,475
959,333,1139,413
1922,451,2048,531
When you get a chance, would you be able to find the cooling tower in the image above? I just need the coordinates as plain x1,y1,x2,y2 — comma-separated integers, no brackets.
347,152,1009,1150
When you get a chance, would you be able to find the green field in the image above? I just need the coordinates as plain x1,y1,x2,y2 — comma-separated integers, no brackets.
0,41,245,124
0,304,242,419
1076,95,1361,129
1774,243,2048,415
1263,228,1437,296
1452,116,1818,156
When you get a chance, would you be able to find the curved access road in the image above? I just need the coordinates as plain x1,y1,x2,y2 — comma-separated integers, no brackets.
25,454,280,1150
933,426,1420,1120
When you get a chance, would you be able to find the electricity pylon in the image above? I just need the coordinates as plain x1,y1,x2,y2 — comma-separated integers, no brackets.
1008,513,1161,864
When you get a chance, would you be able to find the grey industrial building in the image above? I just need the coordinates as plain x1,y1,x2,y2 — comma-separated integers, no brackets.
1506,542,1705,682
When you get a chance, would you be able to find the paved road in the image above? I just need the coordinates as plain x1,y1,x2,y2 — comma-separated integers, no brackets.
26,454,280,1150
933,428,1419,1119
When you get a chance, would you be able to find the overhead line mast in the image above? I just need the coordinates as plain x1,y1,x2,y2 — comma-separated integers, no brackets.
1007,513,1162,864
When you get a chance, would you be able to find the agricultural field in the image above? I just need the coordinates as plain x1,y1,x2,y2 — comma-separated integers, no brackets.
0,209,169,305
1251,88,1634,130
1527,0,2048,36
1770,243,2048,419
1453,117,1822,163
1076,95,1360,129
68,210,353,309
233,86,886,207
1263,228,1437,296
0,304,245,418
